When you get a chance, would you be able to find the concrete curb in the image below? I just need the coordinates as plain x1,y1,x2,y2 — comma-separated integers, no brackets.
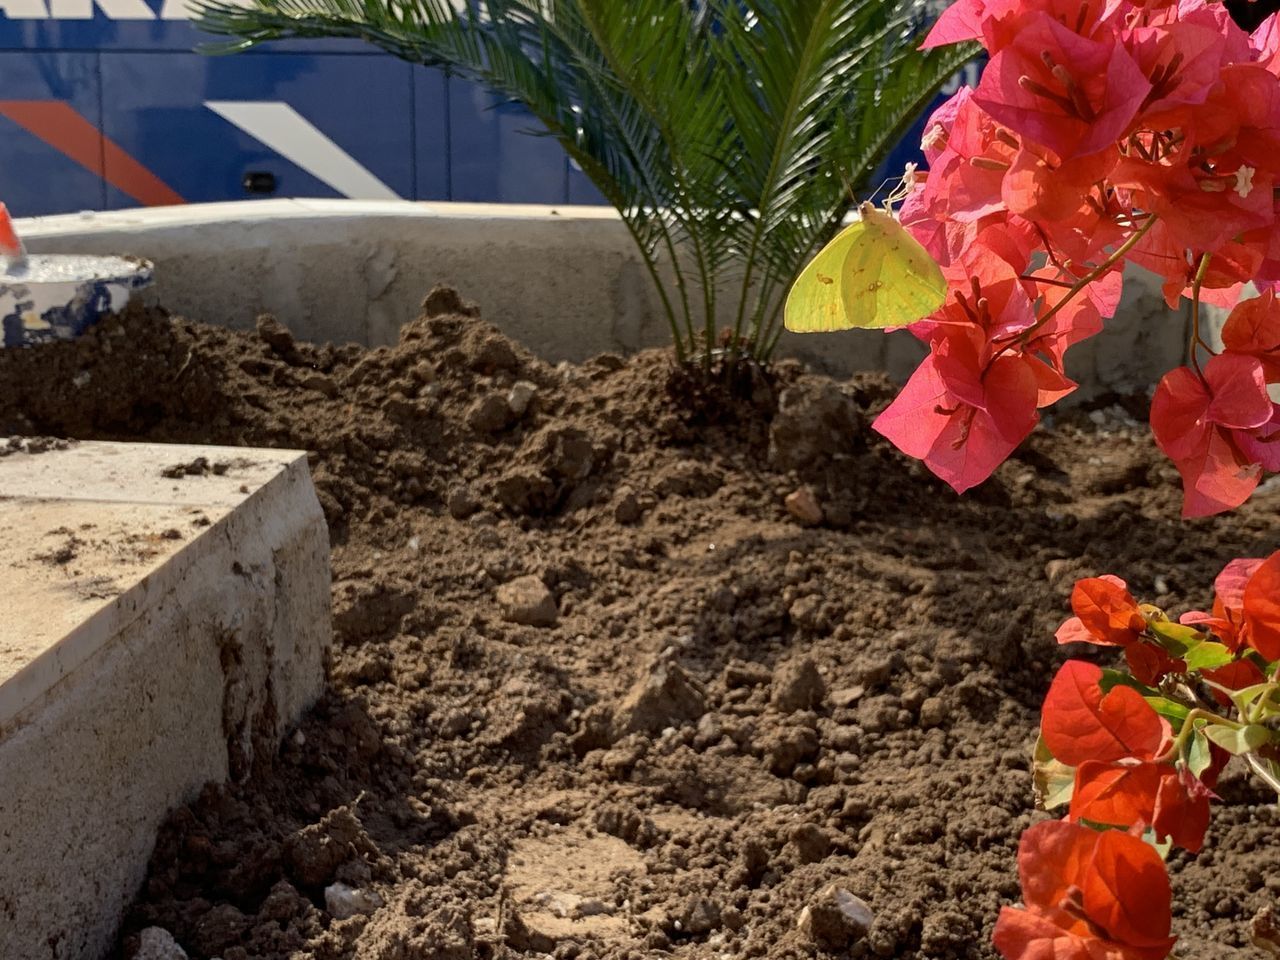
0,439,331,960
19,199,1191,399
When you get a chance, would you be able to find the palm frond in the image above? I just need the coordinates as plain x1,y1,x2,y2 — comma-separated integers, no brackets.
193,0,977,365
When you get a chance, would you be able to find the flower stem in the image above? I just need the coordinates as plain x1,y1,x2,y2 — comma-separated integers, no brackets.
1188,252,1212,379
1017,214,1160,348
1157,707,1243,765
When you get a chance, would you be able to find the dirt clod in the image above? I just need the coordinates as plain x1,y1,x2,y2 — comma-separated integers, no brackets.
496,575,558,627
134,927,187,960
784,486,824,526
797,884,875,950
770,656,826,713
0,301,1271,960
613,657,708,737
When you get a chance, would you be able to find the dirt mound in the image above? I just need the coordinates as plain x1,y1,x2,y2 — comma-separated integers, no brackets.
2,291,1276,960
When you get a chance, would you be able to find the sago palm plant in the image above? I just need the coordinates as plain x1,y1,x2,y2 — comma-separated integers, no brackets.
195,0,976,368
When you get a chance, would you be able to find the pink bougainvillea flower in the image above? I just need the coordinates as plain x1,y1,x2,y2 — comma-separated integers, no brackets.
993,820,1177,960
1069,760,1211,852
1040,662,1210,851
1040,661,1169,767
1054,576,1185,684
1221,290,1280,380
922,0,1116,51
1125,19,1225,114
975,12,1151,160
1201,658,1267,707
872,341,1042,494
1182,551,1280,661
1056,576,1146,647
1252,12,1280,74
875,235,1080,493
1243,551,1280,660
903,90,1024,265
1150,355,1279,516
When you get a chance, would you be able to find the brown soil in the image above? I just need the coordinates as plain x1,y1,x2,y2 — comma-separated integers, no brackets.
1,292,1276,960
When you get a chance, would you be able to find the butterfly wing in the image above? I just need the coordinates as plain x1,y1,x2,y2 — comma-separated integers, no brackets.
784,203,946,333
842,204,947,330
783,219,870,333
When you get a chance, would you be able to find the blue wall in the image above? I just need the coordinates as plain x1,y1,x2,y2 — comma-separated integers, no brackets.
0,5,958,216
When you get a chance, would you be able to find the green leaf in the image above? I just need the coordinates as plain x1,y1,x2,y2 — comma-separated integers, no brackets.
1148,619,1205,656
1182,641,1235,672
1032,734,1075,811
1144,696,1191,725
1139,825,1175,861
1187,724,1214,778
1229,681,1278,718
1204,723,1273,755
1098,669,1156,696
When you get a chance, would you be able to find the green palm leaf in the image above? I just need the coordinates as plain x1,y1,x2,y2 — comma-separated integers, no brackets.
194,0,977,367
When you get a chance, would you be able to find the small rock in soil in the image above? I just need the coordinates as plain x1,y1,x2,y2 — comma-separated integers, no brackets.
421,284,476,318
829,684,865,708
496,575,559,627
284,804,369,888
613,658,707,737
677,896,721,936
771,656,826,712
507,380,538,417
797,884,875,950
135,927,187,960
784,486,824,526
324,881,385,920
446,485,480,520
769,380,861,471
1252,906,1280,953
613,486,642,524
918,695,948,729
466,394,514,434
255,313,296,358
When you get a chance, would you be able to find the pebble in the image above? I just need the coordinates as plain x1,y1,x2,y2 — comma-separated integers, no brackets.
255,314,296,356
771,656,827,713
614,486,642,524
496,575,559,627
136,928,188,960
1044,558,1073,586
447,485,481,520
829,685,865,709
507,380,538,417
466,393,514,433
796,884,875,949
784,487,824,526
300,372,339,398
324,882,385,920
613,658,708,737
918,696,947,729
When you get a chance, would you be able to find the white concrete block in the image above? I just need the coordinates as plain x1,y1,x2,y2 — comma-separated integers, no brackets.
0,439,331,960
16,200,1192,397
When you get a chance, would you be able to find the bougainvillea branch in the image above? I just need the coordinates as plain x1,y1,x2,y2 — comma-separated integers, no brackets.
879,0,1280,517
1004,552,1280,960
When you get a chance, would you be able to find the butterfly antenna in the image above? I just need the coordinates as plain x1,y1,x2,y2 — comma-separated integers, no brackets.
881,163,922,211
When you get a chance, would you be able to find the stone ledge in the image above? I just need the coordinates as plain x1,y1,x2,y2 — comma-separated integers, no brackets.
17,199,1192,399
0,439,331,960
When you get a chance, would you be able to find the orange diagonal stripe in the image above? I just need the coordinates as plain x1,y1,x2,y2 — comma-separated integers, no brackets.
0,100,184,207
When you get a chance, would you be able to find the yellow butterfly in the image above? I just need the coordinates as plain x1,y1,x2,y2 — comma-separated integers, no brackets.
784,200,946,332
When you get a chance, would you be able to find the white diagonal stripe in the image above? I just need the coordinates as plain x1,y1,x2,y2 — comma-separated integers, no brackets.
205,100,400,201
